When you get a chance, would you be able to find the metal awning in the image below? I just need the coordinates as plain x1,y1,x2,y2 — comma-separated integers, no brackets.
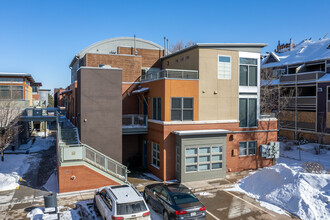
132,87,149,94
172,129,230,136
60,90,72,95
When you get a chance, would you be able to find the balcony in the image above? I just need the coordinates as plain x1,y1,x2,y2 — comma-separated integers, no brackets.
141,69,198,81
122,114,148,135
280,120,316,131
20,107,65,121
281,96,316,110
279,71,325,83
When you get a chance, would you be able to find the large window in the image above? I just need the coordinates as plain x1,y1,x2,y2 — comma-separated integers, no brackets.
152,143,160,168
239,141,257,156
152,97,161,120
218,56,231,79
0,85,23,100
185,146,223,172
171,97,193,121
239,98,257,127
0,78,23,83
239,58,258,86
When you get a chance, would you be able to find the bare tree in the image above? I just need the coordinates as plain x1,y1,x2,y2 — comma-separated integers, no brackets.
0,99,23,161
260,68,294,118
170,40,196,53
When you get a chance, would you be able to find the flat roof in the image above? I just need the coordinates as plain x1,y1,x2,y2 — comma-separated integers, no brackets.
0,72,35,83
162,43,267,60
172,129,230,136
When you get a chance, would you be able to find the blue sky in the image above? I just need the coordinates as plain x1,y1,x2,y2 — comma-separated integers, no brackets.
0,0,329,91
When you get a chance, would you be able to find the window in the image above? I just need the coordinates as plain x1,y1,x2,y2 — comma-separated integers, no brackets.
239,98,257,127
218,56,231,79
0,78,23,83
239,141,257,156
0,85,23,100
12,86,23,99
99,189,112,210
171,97,193,121
185,146,223,173
0,86,10,99
239,58,258,86
25,86,29,100
152,142,160,168
152,97,161,120
32,86,38,93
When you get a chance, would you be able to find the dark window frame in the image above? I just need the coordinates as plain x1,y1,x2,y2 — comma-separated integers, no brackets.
152,97,162,120
239,141,257,156
171,97,194,121
239,58,258,86
239,98,257,127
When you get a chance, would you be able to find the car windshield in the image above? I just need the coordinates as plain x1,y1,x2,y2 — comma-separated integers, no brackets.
116,201,147,215
171,189,199,205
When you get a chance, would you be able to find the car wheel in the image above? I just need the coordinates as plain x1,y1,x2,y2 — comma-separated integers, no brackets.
163,211,169,220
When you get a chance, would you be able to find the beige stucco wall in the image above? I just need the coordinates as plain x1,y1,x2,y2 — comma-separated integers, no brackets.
162,48,199,70
198,48,239,120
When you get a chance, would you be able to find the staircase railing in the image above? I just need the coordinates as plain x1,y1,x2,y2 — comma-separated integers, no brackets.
55,110,129,182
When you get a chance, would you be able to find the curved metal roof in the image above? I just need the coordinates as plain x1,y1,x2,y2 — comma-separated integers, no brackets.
70,37,163,67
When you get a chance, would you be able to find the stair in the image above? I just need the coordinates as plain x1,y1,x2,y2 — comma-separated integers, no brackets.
58,117,80,146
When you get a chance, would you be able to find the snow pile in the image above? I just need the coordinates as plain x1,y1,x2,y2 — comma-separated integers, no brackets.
0,154,31,191
235,163,330,220
26,207,44,220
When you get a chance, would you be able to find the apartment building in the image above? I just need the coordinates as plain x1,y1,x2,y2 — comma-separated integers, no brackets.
58,37,278,192
0,72,36,106
262,38,330,143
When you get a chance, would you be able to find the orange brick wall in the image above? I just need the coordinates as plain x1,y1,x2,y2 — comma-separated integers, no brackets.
122,83,139,114
147,120,277,181
117,47,164,68
58,165,120,193
85,53,142,82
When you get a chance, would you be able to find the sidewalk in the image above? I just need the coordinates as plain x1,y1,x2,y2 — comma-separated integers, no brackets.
128,169,252,193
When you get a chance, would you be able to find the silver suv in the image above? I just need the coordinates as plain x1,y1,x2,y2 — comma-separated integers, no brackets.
94,184,151,220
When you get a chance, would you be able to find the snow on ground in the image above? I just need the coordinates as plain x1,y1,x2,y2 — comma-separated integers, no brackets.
27,200,162,220
0,132,55,192
228,141,330,220
0,154,32,191
43,172,59,193
29,136,55,153
142,172,162,182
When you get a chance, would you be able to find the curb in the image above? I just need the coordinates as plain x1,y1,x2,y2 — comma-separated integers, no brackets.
191,183,234,193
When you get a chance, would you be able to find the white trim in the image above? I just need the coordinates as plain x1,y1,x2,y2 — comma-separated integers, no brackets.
239,86,258,93
148,119,239,125
238,94,258,99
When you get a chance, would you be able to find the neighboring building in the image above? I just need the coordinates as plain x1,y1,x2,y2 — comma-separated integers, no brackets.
58,37,278,192
0,72,34,107
31,82,42,102
39,89,51,107
262,38,330,143
54,88,65,108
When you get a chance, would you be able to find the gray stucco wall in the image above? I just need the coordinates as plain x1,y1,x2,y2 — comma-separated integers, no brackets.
77,67,122,163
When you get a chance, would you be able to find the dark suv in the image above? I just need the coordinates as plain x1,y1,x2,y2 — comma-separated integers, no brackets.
144,183,206,220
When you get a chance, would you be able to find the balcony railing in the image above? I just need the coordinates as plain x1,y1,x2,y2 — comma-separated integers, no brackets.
122,114,148,134
281,96,316,110
141,69,199,81
280,71,325,83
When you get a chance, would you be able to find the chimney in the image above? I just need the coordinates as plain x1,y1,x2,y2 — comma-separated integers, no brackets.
134,34,137,55
167,39,169,55
289,38,293,51
164,37,166,55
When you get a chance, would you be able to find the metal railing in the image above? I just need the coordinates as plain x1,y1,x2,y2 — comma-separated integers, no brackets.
141,69,199,81
122,114,148,128
280,71,325,83
56,110,129,182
